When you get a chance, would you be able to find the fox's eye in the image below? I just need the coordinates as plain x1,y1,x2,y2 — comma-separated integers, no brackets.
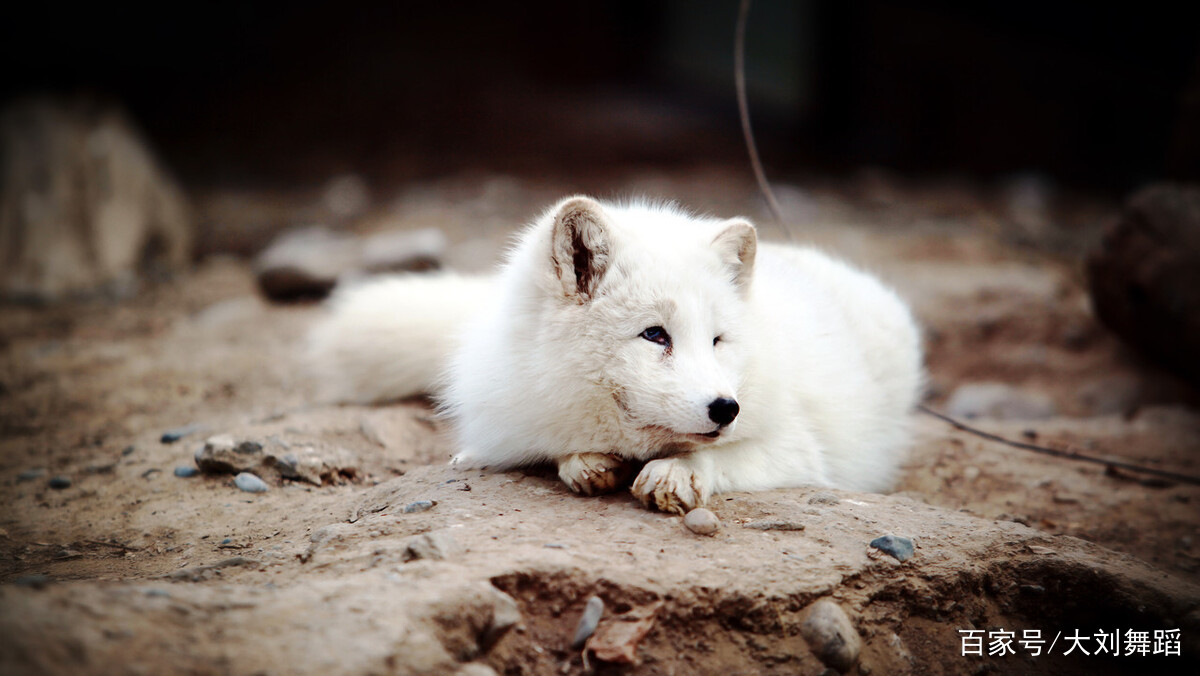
713,335,722,346
639,326,670,346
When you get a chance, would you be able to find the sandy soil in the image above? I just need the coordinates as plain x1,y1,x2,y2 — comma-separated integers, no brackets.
2,169,1198,675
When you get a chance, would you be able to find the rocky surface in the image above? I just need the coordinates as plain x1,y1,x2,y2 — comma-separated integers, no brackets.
2,171,1198,674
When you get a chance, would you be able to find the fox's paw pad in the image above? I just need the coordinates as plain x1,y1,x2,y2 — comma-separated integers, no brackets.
631,459,708,515
558,453,634,496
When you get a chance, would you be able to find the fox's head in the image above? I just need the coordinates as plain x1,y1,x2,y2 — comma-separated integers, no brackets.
538,196,757,450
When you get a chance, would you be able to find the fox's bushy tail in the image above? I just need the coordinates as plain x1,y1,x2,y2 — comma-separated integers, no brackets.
307,273,491,403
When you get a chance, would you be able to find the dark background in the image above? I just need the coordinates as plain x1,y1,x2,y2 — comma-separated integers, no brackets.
4,0,1198,193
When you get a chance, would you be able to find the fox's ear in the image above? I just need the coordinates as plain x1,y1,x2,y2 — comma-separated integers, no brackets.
550,196,610,302
712,219,757,293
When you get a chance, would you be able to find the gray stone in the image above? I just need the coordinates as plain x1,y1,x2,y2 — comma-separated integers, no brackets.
945,382,1056,420
801,599,862,673
869,535,915,562
47,476,71,490
161,425,202,444
17,468,45,482
174,466,199,478
14,574,50,589
683,508,720,536
743,520,806,531
234,472,269,493
403,500,435,514
571,595,605,649
808,492,840,505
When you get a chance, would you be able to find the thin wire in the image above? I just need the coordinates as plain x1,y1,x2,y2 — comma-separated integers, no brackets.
735,3,1200,488
919,405,1200,486
735,0,787,233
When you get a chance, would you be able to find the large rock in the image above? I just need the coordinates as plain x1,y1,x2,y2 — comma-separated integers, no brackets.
1087,185,1200,386
0,97,192,300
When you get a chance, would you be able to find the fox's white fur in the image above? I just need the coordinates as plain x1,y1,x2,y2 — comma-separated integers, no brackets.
308,196,923,513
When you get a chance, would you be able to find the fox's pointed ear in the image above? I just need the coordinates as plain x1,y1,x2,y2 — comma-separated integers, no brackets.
550,196,611,302
712,219,757,293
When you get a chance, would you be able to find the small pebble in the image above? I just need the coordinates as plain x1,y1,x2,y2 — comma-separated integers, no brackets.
14,574,50,589
174,466,199,478
221,538,233,545
543,543,568,549
17,468,46,482
807,492,840,505
145,588,171,598
121,446,135,456
743,520,805,531
161,425,201,444
48,476,72,490
234,472,269,493
683,508,720,536
869,534,914,562
571,595,605,649
403,500,435,513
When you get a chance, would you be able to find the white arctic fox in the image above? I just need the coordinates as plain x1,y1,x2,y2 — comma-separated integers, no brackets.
309,196,923,513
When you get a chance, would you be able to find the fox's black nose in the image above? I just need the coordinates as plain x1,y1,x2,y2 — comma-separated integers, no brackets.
708,397,739,426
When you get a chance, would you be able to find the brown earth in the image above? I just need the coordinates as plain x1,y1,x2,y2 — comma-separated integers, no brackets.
1,169,1198,675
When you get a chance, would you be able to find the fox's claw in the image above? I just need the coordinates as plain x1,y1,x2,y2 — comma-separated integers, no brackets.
557,452,634,496
631,458,710,514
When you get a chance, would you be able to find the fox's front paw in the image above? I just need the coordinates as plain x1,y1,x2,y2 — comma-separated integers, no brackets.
557,452,634,496
631,458,710,514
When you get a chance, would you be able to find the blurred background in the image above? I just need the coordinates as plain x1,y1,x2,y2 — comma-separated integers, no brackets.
6,0,1199,190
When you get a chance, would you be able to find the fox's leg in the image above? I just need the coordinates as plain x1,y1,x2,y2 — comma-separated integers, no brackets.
630,456,711,515
557,452,635,496
632,437,828,514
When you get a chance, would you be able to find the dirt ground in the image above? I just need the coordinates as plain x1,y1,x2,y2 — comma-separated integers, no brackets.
2,168,1198,675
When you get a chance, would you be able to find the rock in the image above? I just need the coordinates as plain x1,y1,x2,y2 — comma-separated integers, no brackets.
161,425,201,444
808,492,840,505
683,508,720,536
173,466,199,478
571,595,605,649
234,472,269,493
17,468,45,482
869,535,915,562
14,574,50,589
196,435,265,474
944,382,1056,420
166,556,257,582
481,590,522,650
800,599,862,673
1087,185,1200,386
253,227,350,301
403,500,435,513
584,600,664,665
743,520,806,531
273,446,358,486
47,476,71,490
402,532,461,562
0,97,192,301
254,226,446,302
359,228,446,274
